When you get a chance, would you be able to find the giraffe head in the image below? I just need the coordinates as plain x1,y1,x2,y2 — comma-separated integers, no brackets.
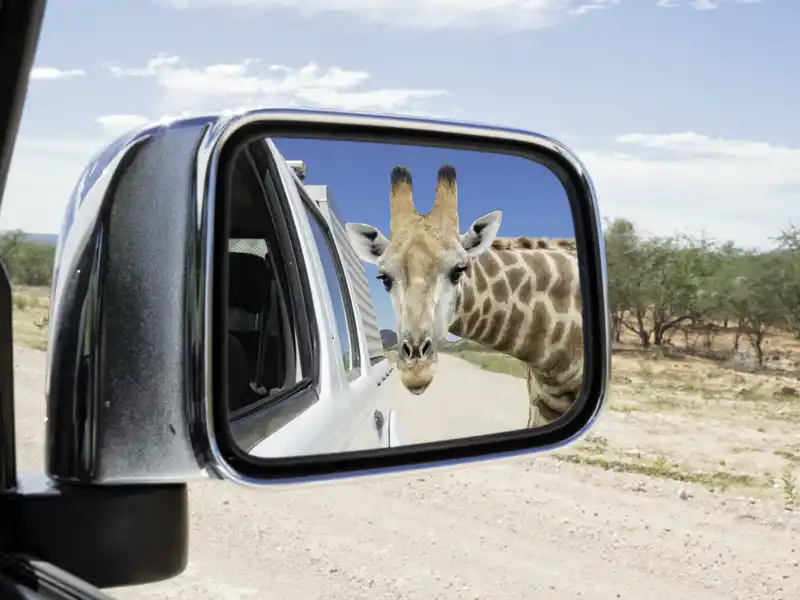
345,164,502,395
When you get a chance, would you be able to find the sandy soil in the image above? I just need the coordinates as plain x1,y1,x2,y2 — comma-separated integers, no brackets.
385,353,530,445
11,343,799,599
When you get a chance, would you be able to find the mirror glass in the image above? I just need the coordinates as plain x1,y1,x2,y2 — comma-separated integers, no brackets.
220,135,584,459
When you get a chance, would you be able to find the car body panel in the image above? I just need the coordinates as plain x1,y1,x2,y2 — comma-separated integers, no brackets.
247,140,398,457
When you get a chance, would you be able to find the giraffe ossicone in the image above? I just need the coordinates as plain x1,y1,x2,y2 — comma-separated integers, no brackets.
345,164,584,429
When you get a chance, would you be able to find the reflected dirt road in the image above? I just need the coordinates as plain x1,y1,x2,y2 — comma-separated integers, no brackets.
387,353,529,445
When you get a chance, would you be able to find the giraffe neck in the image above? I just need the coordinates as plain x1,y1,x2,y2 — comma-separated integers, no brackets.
447,237,583,375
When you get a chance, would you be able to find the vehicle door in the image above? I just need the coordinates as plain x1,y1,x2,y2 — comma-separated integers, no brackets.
229,138,352,458
266,140,397,451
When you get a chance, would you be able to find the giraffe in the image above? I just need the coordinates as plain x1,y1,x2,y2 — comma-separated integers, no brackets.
345,164,583,428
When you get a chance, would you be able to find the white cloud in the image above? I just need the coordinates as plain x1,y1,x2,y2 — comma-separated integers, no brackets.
1,136,107,234
657,0,765,9
5,127,793,256
153,0,617,30
95,114,152,136
30,67,86,81
3,55,450,235
103,55,449,115
569,0,620,16
575,132,799,250
154,0,765,26
6,56,793,254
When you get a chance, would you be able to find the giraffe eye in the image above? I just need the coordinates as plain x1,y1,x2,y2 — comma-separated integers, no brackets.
448,265,467,285
377,273,393,292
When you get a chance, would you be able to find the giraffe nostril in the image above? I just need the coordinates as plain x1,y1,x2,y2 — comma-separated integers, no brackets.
419,338,433,359
400,340,414,359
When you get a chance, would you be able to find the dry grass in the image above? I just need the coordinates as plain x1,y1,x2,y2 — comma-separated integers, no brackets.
11,286,51,351
385,349,398,365
448,350,527,378
442,325,800,502
12,288,800,503
553,451,756,491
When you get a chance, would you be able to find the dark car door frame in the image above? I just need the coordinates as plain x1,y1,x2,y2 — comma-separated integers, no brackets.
0,2,191,596
0,0,48,496
0,3,106,598
0,554,115,600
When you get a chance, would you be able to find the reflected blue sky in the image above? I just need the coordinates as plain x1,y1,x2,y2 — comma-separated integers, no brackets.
273,138,573,332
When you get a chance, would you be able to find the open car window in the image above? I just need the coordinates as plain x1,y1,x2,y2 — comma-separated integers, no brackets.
224,145,318,449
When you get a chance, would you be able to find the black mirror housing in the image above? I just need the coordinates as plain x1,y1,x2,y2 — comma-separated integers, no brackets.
45,118,215,483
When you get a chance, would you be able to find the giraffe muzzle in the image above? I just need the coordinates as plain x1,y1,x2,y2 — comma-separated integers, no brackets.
405,380,431,395
398,365,435,395
397,337,437,395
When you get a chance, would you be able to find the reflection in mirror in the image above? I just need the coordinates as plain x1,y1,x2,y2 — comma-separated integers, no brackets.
220,136,584,459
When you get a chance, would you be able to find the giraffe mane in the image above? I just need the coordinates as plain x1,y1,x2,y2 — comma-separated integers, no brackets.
490,236,578,255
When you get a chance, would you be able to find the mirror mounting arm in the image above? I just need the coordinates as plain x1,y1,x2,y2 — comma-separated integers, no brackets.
0,475,189,589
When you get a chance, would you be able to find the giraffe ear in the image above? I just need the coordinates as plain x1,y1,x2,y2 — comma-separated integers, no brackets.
345,222,391,264
460,210,502,256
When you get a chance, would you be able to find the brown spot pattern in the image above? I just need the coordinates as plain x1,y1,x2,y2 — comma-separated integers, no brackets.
473,260,488,293
555,238,578,253
506,267,525,293
461,285,476,314
464,311,480,337
495,305,525,353
498,251,518,266
518,278,533,305
491,239,511,250
483,311,506,346
530,391,568,422
565,322,583,356
481,297,491,317
489,236,578,254
491,278,510,303
540,349,571,380
523,253,552,292
551,321,565,346
472,317,489,340
452,288,462,314
518,300,551,365
480,251,501,278
449,316,465,337
548,252,574,314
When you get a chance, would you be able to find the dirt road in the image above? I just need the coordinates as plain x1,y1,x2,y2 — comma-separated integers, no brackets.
386,353,530,445
12,345,799,599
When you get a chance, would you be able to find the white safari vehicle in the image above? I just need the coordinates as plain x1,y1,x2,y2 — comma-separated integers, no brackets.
224,139,403,457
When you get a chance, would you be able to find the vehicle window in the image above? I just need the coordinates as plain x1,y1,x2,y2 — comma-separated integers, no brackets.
302,195,362,378
225,153,299,415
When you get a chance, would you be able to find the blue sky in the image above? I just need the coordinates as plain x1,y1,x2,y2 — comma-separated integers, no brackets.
2,0,799,253
273,138,571,330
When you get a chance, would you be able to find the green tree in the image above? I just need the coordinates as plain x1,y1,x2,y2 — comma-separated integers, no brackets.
771,225,800,339
604,218,643,343
602,218,797,365
722,252,785,366
608,229,712,348
0,230,56,286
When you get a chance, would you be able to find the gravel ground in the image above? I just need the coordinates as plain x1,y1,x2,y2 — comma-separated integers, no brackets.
12,345,799,599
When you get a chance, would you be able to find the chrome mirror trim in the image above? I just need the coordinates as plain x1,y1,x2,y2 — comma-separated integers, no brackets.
195,108,611,487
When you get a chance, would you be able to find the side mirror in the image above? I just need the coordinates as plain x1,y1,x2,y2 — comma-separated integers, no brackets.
45,109,611,487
